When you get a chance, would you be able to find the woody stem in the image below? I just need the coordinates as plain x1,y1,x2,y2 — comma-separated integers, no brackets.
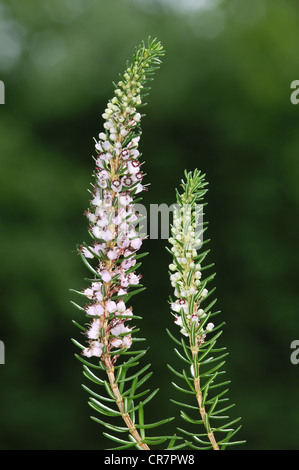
103,356,150,450
191,349,219,450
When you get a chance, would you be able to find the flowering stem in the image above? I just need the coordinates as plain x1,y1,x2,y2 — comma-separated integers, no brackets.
167,169,244,450
72,38,173,451
103,356,150,450
191,348,219,450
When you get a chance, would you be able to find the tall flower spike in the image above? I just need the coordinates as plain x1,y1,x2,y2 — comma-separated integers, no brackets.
166,169,245,450
71,38,179,451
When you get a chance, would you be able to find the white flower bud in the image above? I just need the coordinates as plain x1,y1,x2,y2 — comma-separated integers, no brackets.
201,288,208,298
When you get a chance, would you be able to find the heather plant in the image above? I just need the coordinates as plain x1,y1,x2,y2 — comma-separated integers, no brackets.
71,38,180,450
166,170,245,450
71,38,244,450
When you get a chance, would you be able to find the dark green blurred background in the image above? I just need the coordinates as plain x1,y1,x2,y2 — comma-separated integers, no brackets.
1,0,299,450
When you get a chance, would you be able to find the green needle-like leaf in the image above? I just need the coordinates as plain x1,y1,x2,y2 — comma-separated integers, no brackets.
166,170,244,450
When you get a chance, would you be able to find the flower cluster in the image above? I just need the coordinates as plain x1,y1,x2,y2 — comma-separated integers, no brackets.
168,172,214,343
72,39,244,450
78,39,164,361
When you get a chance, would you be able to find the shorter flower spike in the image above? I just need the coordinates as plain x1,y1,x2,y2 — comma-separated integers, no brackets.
166,169,245,450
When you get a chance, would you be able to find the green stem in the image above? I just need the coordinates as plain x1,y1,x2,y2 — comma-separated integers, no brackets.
103,356,150,450
191,348,219,450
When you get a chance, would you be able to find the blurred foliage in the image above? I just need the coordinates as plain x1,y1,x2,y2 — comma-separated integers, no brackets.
0,0,299,450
